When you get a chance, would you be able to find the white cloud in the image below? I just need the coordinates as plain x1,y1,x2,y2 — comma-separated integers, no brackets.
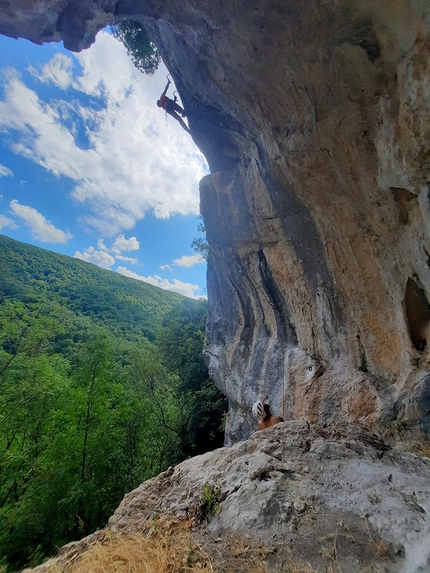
112,233,140,253
95,235,139,258
0,164,13,177
115,254,138,264
74,246,115,269
116,266,201,298
9,200,72,243
0,214,18,231
0,32,208,236
159,264,173,272
29,53,74,90
173,254,206,267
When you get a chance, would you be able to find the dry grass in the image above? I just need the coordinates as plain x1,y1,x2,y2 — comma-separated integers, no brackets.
66,534,204,572
412,439,430,459
372,540,390,558
278,548,319,573
42,519,270,573
209,536,270,573
26,514,400,573
280,566,318,573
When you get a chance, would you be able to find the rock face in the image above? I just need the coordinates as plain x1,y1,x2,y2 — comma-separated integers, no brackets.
112,423,430,573
1,0,430,444
26,422,430,573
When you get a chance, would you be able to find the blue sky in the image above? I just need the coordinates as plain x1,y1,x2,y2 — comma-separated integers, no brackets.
0,30,209,298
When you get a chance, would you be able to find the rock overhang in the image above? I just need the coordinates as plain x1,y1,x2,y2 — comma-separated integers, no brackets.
1,0,430,445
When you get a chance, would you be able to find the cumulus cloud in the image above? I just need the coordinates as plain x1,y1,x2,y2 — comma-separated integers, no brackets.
9,200,72,243
95,234,139,258
0,164,13,177
0,214,18,231
159,264,173,272
0,32,208,236
115,254,138,264
116,266,201,298
173,254,206,267
74,246,115,269
97,238,108,251
112,234,140,253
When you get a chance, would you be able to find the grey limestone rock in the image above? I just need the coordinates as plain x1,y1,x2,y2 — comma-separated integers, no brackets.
1,0,430,446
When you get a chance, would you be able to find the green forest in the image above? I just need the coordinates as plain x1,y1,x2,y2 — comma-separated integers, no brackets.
0,235,227,571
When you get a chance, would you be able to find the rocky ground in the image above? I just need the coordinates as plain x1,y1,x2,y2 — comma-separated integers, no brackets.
26,421,430,573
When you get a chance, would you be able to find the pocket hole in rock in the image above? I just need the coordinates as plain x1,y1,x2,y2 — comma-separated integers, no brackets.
405,278,430,352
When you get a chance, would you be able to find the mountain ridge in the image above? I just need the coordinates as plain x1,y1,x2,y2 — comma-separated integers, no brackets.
0,233,185,343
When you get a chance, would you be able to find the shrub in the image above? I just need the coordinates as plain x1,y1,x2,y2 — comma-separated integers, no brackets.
111,19,161,75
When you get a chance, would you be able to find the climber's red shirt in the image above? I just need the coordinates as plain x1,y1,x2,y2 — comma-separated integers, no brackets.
258,414,284,430
159,94,167,110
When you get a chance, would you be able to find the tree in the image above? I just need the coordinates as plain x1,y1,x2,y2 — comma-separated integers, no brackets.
111,19,161,75
191,217,209,260
0,238,227,570
0,350,71,568
157,299,227,456
0,300,62,377
0,311,139,568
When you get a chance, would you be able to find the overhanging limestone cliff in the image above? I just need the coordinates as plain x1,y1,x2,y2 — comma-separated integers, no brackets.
1,0,430,445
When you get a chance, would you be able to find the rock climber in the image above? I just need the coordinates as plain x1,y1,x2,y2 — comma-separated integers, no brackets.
252,400,284,430
157,77,191,134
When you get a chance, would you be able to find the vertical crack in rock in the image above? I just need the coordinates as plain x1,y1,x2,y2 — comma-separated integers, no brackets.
257,248,297,347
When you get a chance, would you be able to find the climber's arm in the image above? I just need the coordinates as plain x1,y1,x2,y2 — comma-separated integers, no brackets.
161,80,171,97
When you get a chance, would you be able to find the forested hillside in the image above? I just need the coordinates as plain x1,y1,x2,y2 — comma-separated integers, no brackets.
0,234,182,343
0,235,227,571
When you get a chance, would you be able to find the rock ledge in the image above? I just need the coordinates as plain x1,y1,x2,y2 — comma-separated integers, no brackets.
27,422,430,573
